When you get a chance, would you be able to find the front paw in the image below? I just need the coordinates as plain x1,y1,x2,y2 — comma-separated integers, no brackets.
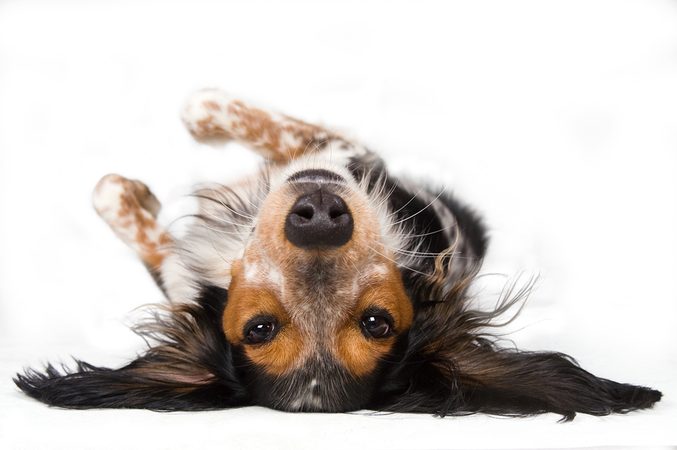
181,88,233,140
93,174,160,221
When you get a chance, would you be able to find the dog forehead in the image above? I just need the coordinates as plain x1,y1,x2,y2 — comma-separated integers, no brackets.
233,255,402,334
239,252,393,307
235,256,409,343
227,255,411,382
239,255,360,325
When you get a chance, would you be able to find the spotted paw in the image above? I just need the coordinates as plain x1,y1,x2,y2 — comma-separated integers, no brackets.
181,88,235,139
92,174,170,268
93,174,160,221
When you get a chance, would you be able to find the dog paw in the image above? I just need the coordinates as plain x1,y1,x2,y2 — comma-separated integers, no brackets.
93,174,161,222
92,174,171,267
181,89,233,139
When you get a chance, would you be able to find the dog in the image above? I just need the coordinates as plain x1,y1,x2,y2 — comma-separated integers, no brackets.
14,89,662,420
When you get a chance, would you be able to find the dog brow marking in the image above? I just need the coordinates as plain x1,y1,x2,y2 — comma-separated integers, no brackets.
335,267,414,377
182,89,356,164
93,174,173,272
224,261,306,375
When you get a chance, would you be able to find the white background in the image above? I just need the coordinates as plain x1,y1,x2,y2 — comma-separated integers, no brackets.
0,1,676,449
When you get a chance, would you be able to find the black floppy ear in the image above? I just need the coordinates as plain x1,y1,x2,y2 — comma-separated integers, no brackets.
14,354,245,410
372,343,661,421
371,285,662,420
452,347,662,421
462,347,659,421
14,286,249,410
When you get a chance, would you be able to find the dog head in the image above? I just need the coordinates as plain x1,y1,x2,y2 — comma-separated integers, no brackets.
222,164,414,411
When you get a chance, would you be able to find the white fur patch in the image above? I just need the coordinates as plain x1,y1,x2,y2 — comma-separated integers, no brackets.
181,89,236,137
92,175,126,222
289,381,323,411
161,253,200,303
241,259,284,290
244,262,260,281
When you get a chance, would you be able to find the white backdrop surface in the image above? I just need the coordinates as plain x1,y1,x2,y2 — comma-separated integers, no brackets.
1,1,676,449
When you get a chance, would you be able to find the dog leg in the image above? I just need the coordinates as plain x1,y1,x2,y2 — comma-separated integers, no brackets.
181,89,367,164
92,174,172,294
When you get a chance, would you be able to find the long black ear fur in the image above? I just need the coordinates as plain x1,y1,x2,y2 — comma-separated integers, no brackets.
371,277,662,421
14,286,249,410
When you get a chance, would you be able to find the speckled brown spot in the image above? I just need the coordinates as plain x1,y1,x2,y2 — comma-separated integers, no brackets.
185,93,352,163
94,175,172,271
203,100,221,112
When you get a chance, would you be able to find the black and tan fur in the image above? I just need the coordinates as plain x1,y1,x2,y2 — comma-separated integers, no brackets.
14,89,661,420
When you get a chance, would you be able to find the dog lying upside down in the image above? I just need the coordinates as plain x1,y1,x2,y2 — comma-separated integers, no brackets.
14,90,661,420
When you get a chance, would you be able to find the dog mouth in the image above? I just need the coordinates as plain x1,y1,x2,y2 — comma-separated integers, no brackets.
287,168,346,184
246,354,376,413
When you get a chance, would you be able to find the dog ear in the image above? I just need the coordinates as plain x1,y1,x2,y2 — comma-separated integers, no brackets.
372,342,661,421
455,347,662,420
14,286,249,410
13,354,245,410
371,283,662,420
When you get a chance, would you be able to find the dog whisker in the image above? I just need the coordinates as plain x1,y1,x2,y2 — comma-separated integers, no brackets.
389,188,447,226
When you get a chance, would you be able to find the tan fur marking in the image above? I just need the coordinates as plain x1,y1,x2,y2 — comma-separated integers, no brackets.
203,100,221,112
196,115,229,138
223,261,304,375
335,270,413,376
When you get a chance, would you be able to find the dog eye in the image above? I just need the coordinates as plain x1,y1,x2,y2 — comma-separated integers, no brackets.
360,313,393,339
244,318,278,345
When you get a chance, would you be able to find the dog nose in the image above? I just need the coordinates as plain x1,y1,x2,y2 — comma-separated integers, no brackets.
285,189,353,248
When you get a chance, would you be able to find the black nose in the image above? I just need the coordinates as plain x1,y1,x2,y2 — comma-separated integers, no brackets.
285,189,353,248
